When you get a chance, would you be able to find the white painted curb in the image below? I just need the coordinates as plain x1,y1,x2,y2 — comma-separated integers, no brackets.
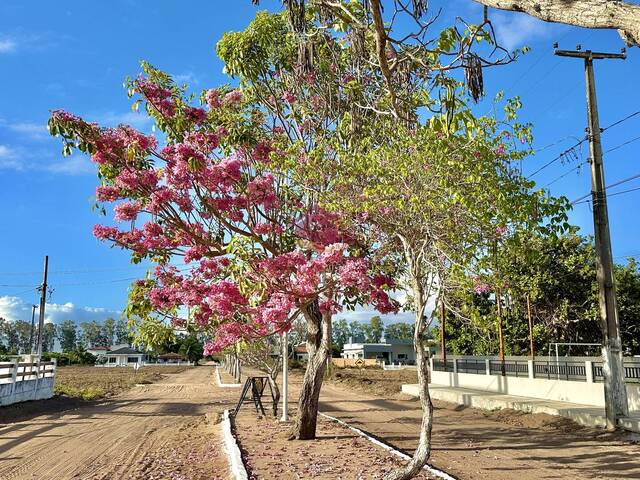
216,367,242,388
222,410,249,480
319,412,457,480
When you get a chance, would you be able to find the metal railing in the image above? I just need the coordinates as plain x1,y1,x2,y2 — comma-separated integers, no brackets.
456,358,486,375
490,360,529,378
593,361,640,383
432,359,455,372
430,356,640,384
533,361,587,381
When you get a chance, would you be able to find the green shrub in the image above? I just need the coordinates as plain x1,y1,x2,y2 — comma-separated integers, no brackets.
54,384,105,401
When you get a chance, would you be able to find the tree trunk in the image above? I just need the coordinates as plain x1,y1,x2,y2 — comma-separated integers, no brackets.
474,0,640,47
290,299,332,440
268,373,281,416
385,273,434,480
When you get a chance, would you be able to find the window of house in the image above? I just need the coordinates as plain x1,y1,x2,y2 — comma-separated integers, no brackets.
108,357,116,363
127,357,139,363
397,354,407,359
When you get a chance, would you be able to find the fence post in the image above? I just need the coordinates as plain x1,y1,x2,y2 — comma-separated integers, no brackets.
453,358,458,374
8,359,19,398
528,360,534,379
485,359,491,376
429,356,434,373
585,360,594,383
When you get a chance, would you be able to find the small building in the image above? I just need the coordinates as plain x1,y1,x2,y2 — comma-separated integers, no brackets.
293,343,308,362
103,346,146,366
341,336,416,364
157,352,185,364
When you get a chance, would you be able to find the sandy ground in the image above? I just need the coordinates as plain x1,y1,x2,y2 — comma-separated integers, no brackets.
286,371,640,480
234,411,435,480
0,367,235,480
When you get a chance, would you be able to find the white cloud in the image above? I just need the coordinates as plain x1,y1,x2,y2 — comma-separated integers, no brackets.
95,111,152,131
0,39,16,53
172,71,200,86
0,145,23,170
0,296,119,325
0,145,14,158
493,12,554,51
7,122,49,141
47,155,94,175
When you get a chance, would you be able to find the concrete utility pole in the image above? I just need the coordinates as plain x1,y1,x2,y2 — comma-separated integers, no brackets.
36,256,49,357
29,305,37,354
526,295,535,359
496,288,506,376
281,331,289,422
439,299,447,364
555,45,628,430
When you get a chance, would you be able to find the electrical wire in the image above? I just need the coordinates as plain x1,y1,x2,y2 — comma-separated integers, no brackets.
604,134,640,155
572,174,640,204
601,111,640,132
527,137,587,178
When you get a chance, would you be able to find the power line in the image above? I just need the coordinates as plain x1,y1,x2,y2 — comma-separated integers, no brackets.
572,173,640,204
0,265,153,277
601,110,640,132
604,134,640,154
543,160,589,188
529,109,640,181
527,137,587,178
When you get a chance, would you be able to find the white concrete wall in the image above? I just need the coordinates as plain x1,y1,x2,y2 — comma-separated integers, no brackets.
0,360,56,406
430,370,640,412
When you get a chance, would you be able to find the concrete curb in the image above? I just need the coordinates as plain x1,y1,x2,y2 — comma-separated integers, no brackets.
222,410,249,480
216,367,242,388
319,412,457,480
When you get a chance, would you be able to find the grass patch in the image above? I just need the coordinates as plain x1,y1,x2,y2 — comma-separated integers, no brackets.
54,365,191,400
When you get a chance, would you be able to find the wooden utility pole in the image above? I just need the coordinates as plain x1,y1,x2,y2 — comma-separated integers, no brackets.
439,299,447,364
526,295,535,359
555,45,628,430
29,304,38,354
36,256,49,357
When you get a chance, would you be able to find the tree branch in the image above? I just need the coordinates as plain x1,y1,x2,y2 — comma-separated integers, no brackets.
473,0,640,47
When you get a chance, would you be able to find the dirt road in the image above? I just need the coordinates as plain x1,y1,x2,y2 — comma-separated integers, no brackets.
0,367,234,480
285,373,640,480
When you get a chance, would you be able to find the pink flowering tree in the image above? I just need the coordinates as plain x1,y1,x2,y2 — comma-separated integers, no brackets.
48,58,397,439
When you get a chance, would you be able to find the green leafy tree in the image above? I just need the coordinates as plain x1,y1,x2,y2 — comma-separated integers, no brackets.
56,320,78,353
14,320,33,354
385,322,413,341
41,323,56,352
365,316,384,343
114,317,130,345
332,319,350,352
3,321,19,354
348,321,365,342
617,258,640,355
102,317,116,347
79,321,105,348
177,335,204,363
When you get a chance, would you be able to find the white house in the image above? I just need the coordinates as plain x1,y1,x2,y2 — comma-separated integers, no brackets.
341,336,416,364
103,346,146,366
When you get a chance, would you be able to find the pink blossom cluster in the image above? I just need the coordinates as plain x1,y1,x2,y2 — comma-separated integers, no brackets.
134,76,175,117
473,276,491,295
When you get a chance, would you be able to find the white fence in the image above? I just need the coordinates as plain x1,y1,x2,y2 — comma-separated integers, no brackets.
0,358,57,406
426,356,640,411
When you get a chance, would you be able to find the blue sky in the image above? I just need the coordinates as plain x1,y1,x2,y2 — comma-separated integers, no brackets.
0,0,638,326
